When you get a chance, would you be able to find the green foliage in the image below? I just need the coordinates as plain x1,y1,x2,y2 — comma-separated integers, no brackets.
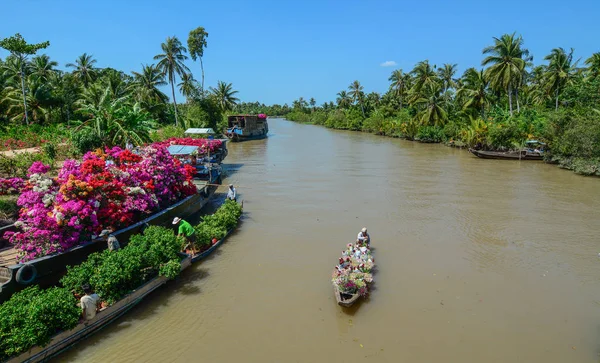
0,33,49,56
159,259,181,280
285,111,312,123
71,127,103,155
0,152,49,178
60,226,182,304
0,195,19,223
0,286,79,361
149,125,185,142
194,200,242,248
416,126,445,143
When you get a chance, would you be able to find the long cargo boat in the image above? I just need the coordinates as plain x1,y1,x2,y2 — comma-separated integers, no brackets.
225,114,268,141
4,201,243,363
5,254,193,363
468,148,543,160
0,167,222,304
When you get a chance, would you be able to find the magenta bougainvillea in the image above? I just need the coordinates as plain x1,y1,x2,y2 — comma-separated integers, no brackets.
152,138,223,154
4,145,196,262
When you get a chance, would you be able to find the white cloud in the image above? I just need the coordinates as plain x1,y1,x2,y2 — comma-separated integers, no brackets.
380,60,397,67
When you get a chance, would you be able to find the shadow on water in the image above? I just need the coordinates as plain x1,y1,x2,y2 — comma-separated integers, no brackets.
222,163,244,178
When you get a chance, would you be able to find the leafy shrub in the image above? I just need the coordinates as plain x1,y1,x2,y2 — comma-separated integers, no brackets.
0,152,49,178
194,200,242,247
325,110,348,129
486,121,524,149
285,111,311,123
0,286,80,361
416,126,445,143
60,226,183,304
71,128,103,155
150,125,185,143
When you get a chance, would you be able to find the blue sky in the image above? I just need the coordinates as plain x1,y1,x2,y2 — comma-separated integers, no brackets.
1,0,599,105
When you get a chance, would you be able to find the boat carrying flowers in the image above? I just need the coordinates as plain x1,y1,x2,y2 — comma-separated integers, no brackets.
332,241,375,307
0,143,222,304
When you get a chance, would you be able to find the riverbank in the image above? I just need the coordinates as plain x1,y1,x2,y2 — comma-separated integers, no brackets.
284,111,600,177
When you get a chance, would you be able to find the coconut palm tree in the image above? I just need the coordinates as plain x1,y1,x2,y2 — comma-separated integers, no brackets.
481,33,528,116
456,68,491,118
309,97,316,111
30,54,57,83
438,63,457,92
131,64,169,105
348,80,365,117
2,79,53,123
544,47,580,111
66,53,98,87
154,37,190,126
178,72,200,100
209,81,239,111
410,60,438,96
412,83,448,127
584,52,600,80
388,69,410,108
336,90,351,109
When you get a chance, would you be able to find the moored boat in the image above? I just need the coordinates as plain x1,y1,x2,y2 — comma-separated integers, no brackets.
0,167,221,304
190,200,243,263
4,254,192,363
225,114,269,142
468,148,544,160
332,241,374,308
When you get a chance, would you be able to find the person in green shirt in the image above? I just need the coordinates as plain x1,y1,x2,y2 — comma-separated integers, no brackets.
173,217,197,254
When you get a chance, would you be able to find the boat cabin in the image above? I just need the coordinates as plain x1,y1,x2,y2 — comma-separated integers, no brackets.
226,114,268,141
166,145,222,182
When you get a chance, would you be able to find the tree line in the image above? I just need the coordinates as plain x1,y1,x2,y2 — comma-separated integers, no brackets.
284,33,600,176
0,30,241,151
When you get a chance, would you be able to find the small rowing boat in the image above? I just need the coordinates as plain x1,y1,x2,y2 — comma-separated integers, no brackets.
332,241,374,307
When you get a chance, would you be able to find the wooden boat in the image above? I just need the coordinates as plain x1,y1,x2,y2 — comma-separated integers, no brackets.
468,148,544,160
332,242,374,308
0,169,221,304
225,114,268,142
334,284,361,307
190,201,243,263
5,254,192,363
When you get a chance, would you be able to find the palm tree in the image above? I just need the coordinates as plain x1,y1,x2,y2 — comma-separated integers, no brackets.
154,37,190,126
388,69,410,108
30,54,57,82
410,60,438,95
209,81,239,111
348,80,365,117
456,68,491,118
309,97,316,112
585,52,600,80
2,79,53,123
131,64,169,105
412,83,448,127
544,47,580,111
66,53,98,87
336,90,351,109
438,64,457,92
178,72,200,100
481,33,528,116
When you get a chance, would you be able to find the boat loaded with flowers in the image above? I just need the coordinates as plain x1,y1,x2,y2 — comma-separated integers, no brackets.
0,144,221,304
332,241,375,307
0,200,244,363
154,137,228,164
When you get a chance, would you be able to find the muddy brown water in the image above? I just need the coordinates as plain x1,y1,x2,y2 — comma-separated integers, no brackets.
56,119,600,362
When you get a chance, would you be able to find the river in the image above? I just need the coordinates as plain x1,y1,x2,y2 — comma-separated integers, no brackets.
57,119,600,362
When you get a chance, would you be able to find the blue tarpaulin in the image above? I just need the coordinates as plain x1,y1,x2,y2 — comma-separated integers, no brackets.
167,145,199,155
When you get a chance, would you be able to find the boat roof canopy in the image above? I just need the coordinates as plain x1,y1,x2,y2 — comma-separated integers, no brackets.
525,140,546,145
167,145,199,156
184,128,215,134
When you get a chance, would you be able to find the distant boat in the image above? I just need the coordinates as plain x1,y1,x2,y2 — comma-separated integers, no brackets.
468,140,545,161
225,114,268,141
468,149,543,160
